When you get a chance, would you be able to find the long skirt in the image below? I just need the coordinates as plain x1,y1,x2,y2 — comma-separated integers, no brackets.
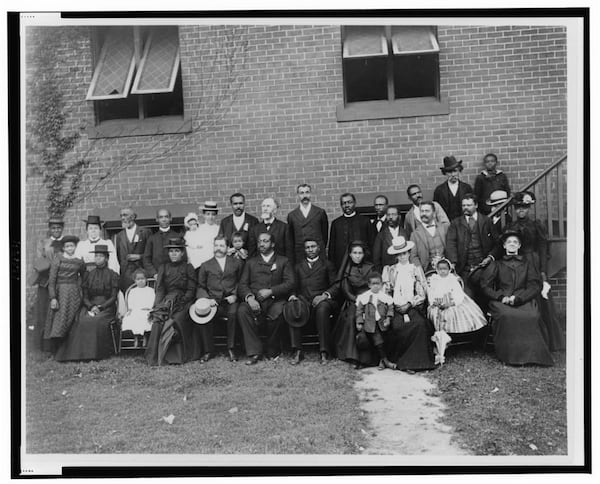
55,297,115,362
427,295,487,334
538,294,565,351
44,282,81,340
489,299,553,366
385,308,436,371
332,301,379,366
145,304,196,365
35,286,49,352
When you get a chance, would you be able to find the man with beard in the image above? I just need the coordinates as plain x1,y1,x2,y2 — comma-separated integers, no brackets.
446,194,497,308
328,193,374,271
403,184,449,238
247,197,294,262
372,206,409,271
218,192,258,258
143,208,180,279
194,236,244,362
372,195,389,234
238,232,295,365
409,201,449,272
115,207,150,292
286,238,339,365
433,156,473,222
287,184,329,263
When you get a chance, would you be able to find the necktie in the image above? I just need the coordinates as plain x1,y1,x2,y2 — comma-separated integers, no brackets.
265,223,271,231
467,216,475,230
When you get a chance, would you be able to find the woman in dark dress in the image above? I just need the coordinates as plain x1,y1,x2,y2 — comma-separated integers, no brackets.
145,237,197,365
481,230,553,366
55,244,119,362
506,191,565,351
382,236,436,371
332,241,379,368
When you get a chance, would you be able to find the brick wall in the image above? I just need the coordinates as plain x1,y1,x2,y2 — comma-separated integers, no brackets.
549,269,567,328
24,24,568,303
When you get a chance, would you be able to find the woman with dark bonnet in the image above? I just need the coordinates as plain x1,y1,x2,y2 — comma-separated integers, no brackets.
145,237,198,365
481,230,553,366
382,236,436,372
332,240,379,369
55,244,119,362
505,191,565,351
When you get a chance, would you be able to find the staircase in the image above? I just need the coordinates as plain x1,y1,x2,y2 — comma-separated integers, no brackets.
490,153,567,278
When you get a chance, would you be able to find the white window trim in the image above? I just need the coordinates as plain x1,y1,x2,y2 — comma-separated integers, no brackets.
391,28,440,56
342,27,388,58
130,30,181,95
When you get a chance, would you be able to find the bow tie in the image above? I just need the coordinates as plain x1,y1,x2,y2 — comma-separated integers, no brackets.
89,239,100,244
503,255,522,261
426,223,435,228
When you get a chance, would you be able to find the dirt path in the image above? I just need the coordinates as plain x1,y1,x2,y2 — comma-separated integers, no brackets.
354,368,469,455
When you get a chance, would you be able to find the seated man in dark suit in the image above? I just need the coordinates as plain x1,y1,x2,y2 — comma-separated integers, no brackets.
238,232,295,365
194,236,244,362
287,238,339,365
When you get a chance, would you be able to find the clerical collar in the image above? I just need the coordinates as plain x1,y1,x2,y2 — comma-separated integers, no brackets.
159,226,170,232
260,252,274,262
50,235,63,241
343,212,356,218
306,256,319,264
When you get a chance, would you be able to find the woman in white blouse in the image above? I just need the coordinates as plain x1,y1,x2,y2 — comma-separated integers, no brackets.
184,202,220,270
74,215,119,273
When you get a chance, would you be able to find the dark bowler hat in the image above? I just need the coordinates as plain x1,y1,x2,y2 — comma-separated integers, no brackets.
440,155,463,173
283,298,310,328
89,244,110,255
512,191,536,206
61,235,80,246
82,215,104,226
499,229,522,244
164,237,186,249
48,216,64,226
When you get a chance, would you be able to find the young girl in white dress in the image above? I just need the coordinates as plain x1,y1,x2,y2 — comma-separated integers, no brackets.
121,269,155,346
427,258,487,364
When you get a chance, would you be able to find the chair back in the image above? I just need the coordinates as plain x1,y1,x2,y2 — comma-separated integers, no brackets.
124,278,156,312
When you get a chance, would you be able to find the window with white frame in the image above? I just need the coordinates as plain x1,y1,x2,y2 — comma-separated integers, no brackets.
87,26,184,125
337,25,449,121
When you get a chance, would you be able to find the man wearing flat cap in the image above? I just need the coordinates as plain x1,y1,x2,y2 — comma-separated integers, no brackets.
115,207,151,292
433,156,474,222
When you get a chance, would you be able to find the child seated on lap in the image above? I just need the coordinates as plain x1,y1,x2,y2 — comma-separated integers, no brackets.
121,269,155,346
229,231,248,262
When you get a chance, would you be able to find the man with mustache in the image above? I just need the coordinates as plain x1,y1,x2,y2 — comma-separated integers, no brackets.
409,201,449,272
372,195,389,234
287,184,329,263
115,207,150,292
372,205,409,271
217,192,259,258
194,236,244,362
247,197,294,262
403,184,449,238
433,156,473,222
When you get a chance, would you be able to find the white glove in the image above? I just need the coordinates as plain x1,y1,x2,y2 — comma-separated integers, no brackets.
541,281,551,299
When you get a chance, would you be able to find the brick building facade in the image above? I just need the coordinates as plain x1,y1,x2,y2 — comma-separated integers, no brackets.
24,23,568,315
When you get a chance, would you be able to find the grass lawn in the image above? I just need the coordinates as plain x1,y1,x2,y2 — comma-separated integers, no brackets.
25,351,368,454
425,346,567,456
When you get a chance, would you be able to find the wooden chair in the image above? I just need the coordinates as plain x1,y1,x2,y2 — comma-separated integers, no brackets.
113,278,156,353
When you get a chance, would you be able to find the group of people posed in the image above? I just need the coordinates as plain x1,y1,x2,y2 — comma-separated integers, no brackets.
32,153,565,371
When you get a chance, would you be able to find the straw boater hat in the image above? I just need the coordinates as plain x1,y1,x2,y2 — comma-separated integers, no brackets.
184,212,199,229
486,190,509,206
513,191,536,206
89,244,110,255
189,298,218,325
201,201,218,213
82,215,104,227
48,216,64,226
387,236,415,255
164,237,186,249
440,155,463,174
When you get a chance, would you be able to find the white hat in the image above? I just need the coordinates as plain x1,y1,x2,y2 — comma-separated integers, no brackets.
188,298,217,325
184,212,199,229
387,236,415,255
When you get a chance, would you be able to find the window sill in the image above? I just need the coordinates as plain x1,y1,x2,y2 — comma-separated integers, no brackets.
86,116,192,139
336,96,449,122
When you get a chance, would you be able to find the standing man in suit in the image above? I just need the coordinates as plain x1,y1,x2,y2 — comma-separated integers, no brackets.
372,206,409,271
115,207,151,292
404,184,450,238
247,197,294,262
194,236,245,362
329,193,374,271
372,195,389,234
287,184,329,263
238,232,295,365
143,208,179,279
433,156,474,222
287,238,339,365
446,194,497,308
218,192,259,258
409,201,449,272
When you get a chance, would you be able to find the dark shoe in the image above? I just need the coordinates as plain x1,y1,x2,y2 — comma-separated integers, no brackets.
290,350,304,365
353,361,362,370
228,349,238,362
200,353,211,363
245,355,261,366
319,352,329,365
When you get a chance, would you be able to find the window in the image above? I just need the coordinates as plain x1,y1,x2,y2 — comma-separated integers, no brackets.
337,26,449,122
86,26,190,138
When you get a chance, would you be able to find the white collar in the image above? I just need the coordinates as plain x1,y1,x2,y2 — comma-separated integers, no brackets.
232,213,245,222
215,255,226,268
159,226,170,232
343,212,356,218
50,235,63,241
260,252,274,262
262,217,275,225
125,224,136,233
306,256,319,264
466,212,478,221
481,169,503,176
300,203,312,216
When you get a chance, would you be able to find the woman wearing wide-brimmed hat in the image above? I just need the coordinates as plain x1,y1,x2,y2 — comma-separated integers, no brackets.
505,191,565,351
480,230,553,366
74,215,120,273
381,236,436,371
55,244,119,361
184,202,220,270
433,155,474,222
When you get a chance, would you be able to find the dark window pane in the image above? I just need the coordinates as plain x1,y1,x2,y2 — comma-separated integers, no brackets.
96,96,139,122
344,57,388,103
144,69,184,118
393,54,437,99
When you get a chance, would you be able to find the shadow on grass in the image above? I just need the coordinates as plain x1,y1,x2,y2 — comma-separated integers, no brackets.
424,346,567,456
25,351,369,454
